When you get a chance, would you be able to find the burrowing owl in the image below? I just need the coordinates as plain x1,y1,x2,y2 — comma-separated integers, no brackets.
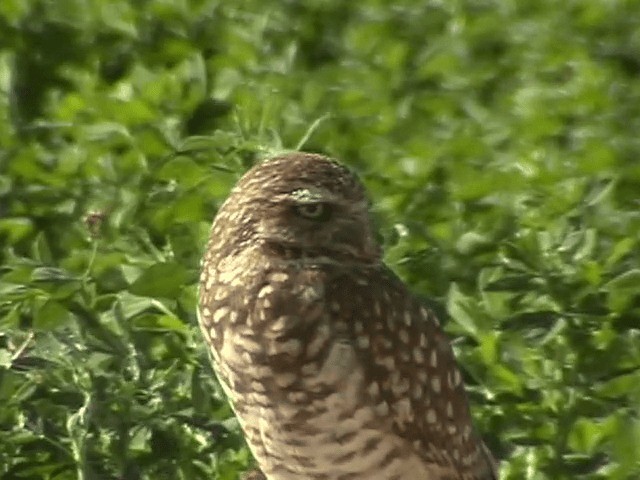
198,152,497,480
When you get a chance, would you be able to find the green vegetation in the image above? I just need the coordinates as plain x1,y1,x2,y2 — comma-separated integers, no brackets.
1,0,639,478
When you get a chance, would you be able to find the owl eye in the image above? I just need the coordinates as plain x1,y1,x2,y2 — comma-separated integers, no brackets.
294,202,332,221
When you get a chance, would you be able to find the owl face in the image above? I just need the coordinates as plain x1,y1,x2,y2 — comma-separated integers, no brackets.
216,153,381,262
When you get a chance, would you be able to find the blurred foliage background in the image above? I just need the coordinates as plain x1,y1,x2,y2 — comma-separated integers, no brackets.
1,0,640,479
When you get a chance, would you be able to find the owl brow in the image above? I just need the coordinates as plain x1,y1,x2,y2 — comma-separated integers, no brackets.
288,188,324,202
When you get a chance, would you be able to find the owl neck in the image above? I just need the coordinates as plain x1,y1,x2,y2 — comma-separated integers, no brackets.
260,239,379,265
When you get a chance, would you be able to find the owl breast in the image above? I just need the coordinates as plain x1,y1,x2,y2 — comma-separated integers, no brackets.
214,317,441,480
199,257,444,480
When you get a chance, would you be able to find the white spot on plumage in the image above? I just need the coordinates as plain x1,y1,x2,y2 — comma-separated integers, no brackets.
446,401,454,418
393,398,413,424
301,285,323,302
391,374,410,396
431,377,441,393
356,334,370,349
427,408,437,424
399,329,410,344
275,372,297,388
367,381,380,398
213,306,229,323
412,347,424,364
454,369,462,387
251,380,266,392
354,320,364,334
214,288,228,301
375,401,390,416
379,355,395,370
258,285,274,298
274,338,302,356
306,322,330,357
411,383,423,400
373,300,382,316
270,272,289,282
430,349,438,368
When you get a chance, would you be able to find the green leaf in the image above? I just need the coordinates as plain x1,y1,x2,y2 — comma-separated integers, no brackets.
0,218,34,244
605,238,636,268
34,300,75,330
132,313,187,332
129,262,190,298
446,283,479,337
568,417,605,454
606,269,640,290
605,269,640,312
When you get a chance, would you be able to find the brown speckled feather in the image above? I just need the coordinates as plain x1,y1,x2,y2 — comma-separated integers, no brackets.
198,153,498,479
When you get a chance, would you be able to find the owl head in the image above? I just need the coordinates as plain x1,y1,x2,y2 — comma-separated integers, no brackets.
211,152,381,263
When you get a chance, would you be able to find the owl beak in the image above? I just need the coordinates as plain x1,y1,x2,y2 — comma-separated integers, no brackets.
332,222,381,262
